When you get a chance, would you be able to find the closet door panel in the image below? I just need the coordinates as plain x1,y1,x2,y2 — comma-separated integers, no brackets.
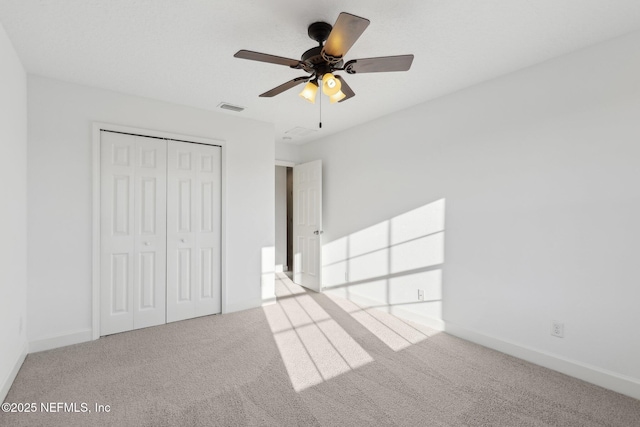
167,144,197,322
100,132,166,335
167,141,221,322
101,132,136,335
195,147,221,317
132,136,167,329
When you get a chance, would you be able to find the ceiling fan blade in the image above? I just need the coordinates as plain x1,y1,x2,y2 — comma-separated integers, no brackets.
344,55,414,74
322,12,370,63
259,76,310,97
234,50,303,68
335,76,355,102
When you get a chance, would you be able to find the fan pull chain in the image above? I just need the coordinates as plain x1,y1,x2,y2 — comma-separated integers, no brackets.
319,86,322,129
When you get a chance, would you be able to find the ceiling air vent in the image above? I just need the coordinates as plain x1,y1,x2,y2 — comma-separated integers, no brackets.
217,102,245,112
285,126,316,137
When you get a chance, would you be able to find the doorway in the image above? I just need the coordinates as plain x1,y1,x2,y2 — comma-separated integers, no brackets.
275,165,293,275
275,159,323,291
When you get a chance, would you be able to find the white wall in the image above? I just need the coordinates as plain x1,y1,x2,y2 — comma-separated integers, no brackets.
275,141,300,164
27,76,274,350
275,166,287,272
0,23,28,401
300,31,640,398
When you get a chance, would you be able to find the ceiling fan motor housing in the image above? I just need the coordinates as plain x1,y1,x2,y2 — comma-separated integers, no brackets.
301,46,343,78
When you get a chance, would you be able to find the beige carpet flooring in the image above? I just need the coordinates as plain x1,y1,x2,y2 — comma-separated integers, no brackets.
2,273,639,426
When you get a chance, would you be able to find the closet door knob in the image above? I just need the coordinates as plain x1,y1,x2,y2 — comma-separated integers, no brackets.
144,242,150,246
181,239,186,243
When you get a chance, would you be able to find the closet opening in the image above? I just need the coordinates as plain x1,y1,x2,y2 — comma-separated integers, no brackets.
94,125,223,338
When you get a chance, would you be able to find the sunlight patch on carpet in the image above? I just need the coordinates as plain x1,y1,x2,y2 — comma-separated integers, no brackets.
325,292,428,351
263,275,373,392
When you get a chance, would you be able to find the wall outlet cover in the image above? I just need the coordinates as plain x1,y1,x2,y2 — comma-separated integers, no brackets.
551,321,564,338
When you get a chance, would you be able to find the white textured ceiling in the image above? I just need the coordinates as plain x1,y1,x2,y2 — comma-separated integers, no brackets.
2,1,640,144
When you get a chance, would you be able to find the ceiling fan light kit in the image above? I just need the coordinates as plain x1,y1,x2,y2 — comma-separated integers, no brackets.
234,12,414,106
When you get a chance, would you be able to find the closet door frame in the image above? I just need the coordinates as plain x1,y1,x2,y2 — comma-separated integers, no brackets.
92,122,226,340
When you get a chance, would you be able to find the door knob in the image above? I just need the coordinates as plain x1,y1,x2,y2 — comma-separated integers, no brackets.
313,230,323,235
181,239,186,243
144,242,150,246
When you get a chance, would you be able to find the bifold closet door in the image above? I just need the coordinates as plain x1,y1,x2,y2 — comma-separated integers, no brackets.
100,132,167,335
166,141,221,322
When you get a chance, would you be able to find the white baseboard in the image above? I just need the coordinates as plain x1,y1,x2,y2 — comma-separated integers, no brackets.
390,306,445,331
224,298,263,314
322,289,640,400
1,341,27,403
28,329,93,353
261,296,277,307
325,290,445,331
445,322,640,400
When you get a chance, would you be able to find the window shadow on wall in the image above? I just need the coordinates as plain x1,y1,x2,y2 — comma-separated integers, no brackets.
322,198,446,333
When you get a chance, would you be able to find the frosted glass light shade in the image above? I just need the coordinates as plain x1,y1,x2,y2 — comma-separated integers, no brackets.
299,81,318,103
329,90,346,104
322,73,342,96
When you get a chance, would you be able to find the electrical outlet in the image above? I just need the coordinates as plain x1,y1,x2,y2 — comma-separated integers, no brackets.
551,321,564,338
418,289,424,301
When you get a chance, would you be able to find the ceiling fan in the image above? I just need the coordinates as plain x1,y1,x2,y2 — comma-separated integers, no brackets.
234,12,414,104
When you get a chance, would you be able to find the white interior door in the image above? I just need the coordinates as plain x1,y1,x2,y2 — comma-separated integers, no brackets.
293,159,322,292
100,131,167,335
166,141,221,322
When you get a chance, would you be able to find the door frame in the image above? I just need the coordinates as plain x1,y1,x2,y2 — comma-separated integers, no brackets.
92,122,226,340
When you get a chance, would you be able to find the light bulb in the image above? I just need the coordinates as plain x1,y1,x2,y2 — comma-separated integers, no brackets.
322,73,342,96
